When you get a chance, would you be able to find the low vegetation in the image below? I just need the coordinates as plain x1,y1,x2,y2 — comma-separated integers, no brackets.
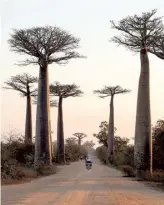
1,131,92,185
95,120,164,187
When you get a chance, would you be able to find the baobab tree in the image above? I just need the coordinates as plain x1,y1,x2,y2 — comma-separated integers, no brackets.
3,73,38,144
50,82,83,163
8,26,83,165
94,86,130,164
110,9,164,176
73,132,87,146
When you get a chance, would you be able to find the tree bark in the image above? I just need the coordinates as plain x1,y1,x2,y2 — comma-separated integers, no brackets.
35,64,52,165
78,138,81,146
56,97,65,164
108,95,114,164
25,95,32,144
50,129,53,158
134,49,152,177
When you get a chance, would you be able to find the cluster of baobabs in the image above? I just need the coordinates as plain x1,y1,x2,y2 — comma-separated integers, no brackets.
4,9,164,177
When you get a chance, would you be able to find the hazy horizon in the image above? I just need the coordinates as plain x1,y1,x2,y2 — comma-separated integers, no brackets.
1,0,164,147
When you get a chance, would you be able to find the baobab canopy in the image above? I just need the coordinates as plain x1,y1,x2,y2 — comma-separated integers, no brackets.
8,26,84,66
110,9,164,52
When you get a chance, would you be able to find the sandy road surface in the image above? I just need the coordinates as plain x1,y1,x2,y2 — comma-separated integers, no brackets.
1,157,164,205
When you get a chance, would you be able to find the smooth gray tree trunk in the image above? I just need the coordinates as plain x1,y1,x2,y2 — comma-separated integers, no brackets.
134,49,152,177
56,97,65,164
78,138,81,146
108,95,114,164
50,128,53,158
35,65,52,165
25,95,32,144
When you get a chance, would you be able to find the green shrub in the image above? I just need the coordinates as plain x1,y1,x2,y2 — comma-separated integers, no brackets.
40,165,57,176
96,146,108,164
141,170,164,182
119,165,135,177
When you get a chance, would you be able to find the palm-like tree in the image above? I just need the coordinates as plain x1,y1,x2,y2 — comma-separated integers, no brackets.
8,26,84,165
94,86,131,164
50,82,83,163
110,9,163,176
3,73,38,144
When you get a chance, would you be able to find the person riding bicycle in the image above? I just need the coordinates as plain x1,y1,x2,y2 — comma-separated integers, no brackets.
85,155,93,167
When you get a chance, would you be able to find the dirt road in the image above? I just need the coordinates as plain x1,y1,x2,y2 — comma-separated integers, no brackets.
1,157,164,205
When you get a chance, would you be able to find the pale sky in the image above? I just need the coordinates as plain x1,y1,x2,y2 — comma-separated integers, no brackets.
0,0,164,147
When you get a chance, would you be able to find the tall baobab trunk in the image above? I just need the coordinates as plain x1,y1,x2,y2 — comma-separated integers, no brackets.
49,102,53,159
50,128,53,158
78,138,81,146
56,97,65,164
108,95,114,164
25,95,32,144
35,64,52,165
134,49,152,177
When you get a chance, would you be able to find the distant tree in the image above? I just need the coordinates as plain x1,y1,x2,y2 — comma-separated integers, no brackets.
83,140,95,149
3,73,38,144
93,121,117,149
8,26,84,165
96,135,130,166
93,121,109,147
73,132,87,146
50,82,83,163
110,9,163,176
65,137,77,145
152,119,164,138
152,119,164,170
94,86,130,164
64,137,87,162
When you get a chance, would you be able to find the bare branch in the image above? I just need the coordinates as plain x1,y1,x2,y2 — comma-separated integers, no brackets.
48,52,86,65
93,85,131,98
110,9,164,52
8,26,85,67
50,81,83,98
3,73,38,97
149,35,164,60
2,129,23,144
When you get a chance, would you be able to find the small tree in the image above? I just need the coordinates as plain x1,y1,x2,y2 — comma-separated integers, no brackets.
110,9,163,176
83,140,95,149
3,73,38,144
8,26,83,165
50,82,83,163
93,121,109,147
93,121,117,147
152,120,164,170
83,140,95,155
73,132,87,146
94,86,130,164
65,137,77,145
